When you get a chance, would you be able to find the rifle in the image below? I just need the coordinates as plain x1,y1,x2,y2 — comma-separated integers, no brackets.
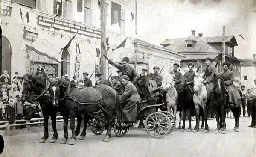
159,66,164,74
89,71,94,79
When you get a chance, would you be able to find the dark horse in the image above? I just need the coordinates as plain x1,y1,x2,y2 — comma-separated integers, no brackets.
212,74,227,134
181,83,194,131
22,74,59,143
54,79,118,145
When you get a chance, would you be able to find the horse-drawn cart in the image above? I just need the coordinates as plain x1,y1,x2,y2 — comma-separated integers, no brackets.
113,98,175,139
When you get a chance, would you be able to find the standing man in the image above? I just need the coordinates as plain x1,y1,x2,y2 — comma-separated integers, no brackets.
135,68,149,100
83,72,92,87
248,79,256,128
219,62,242,132
241,85,247,117
148,66,163,88
120,75,140,126
108,57,137,82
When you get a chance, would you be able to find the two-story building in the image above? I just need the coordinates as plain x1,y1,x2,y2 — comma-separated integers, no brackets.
241,56,256,88
160,30,241,86
1,0,183,84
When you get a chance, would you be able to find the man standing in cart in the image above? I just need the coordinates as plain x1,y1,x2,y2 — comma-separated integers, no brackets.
120,75,140,127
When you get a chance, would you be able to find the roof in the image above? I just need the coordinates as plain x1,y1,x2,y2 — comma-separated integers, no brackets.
161,35,238,46
241,59,256,66
180,53,219,61
133,38,184,58
163,37,221,54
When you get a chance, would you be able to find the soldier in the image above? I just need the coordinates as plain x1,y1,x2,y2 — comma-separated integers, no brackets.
83,72,92,87
202,57,217,106
135,68,149,100
108,57,137,82
148,66,163,87
183,63,195,91
120,75,140,126
172,63,183,112
248,79,256,128
95,73,111,86
219,62,242,132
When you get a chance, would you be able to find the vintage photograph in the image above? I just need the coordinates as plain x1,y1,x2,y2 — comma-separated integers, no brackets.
0,0,256,156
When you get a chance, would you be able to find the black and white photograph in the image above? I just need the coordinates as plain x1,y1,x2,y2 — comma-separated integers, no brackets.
0,0,256,156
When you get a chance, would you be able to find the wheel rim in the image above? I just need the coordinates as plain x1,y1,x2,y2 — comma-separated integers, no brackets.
91,119,104,135
145,112,172,138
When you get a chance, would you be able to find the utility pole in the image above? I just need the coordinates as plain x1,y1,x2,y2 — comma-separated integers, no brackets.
135,0,138,34
100,0,107,79
222,25,226,67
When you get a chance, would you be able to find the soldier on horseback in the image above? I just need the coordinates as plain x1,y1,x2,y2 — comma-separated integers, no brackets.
172,63,183,110
120,75,140,127
219,62,242,132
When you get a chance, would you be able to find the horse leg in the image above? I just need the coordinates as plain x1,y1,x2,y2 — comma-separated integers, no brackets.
215,107,220,134
194,106,199,132
49,113,58,143
181,108,186,130
204,108,209,133
173,106,177,130
221,104,226,132
75,113,82,136
60,115,68,144
201,107,205,129
39,112,49,143
68,110,76,145
188,108,192,132
78,113,89,140
102,107,114,142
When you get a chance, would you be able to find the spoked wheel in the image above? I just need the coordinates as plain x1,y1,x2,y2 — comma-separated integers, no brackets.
161,111,175,133
91,118,105,135
114,121,128,137
145,112,172,139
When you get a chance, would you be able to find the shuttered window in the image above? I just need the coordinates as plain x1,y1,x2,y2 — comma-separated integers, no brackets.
84,0,92,25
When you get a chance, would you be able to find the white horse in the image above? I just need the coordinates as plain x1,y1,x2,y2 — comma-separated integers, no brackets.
193,73,208,132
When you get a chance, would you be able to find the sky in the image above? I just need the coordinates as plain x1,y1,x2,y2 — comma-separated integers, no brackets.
136,0,256,59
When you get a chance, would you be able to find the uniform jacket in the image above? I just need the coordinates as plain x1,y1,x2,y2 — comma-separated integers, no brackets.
203,65,216,83
108,60,137,81
136,74,148,87
121,81,140,102
183,71,195,85
84,78,92,87
219,69,234,86
148,73,163,87
173,71,183,85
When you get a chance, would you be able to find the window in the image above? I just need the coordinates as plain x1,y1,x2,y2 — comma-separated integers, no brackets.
121,10,125,35
37,0,47,12
227,46,233,56
84,0,92,25
53,0,62,16
13,0,36,8
63,0,72,19
77,0,83,12
187,44,192,47
61,50,70,77
243,76,247,80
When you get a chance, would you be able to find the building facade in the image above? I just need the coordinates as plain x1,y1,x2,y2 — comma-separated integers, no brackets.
241,59,256,88
160,30,241,86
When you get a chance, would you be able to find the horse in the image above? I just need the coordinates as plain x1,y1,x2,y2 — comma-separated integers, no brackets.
55,79,118,145
212,74,227,134
193,73,208,132
22,74,59,143
164,82,179,129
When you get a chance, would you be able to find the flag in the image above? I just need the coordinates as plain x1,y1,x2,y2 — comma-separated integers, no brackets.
25,12,29,23
131,12,134,21
76,43,81,54
59,33,77,54
112,38,127,51
20,9,23,20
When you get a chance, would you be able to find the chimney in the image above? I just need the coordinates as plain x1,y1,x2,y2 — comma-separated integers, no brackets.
191,30,196,36
198,33,203,37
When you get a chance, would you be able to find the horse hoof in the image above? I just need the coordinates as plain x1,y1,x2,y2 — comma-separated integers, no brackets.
188,129,192,132
221,130,227,134
39,138,47,143
50,138,57,143
68,138,76,145
204,129,209,133
60,139,67,144
102,136,110,142
78,136,85,140
214,129,219,134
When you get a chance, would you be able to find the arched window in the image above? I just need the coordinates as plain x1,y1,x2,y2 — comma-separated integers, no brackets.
61,49,70,77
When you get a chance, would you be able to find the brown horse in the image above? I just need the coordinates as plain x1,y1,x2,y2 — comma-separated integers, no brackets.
56,79,118,145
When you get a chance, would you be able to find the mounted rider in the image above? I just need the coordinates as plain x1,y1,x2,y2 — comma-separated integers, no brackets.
95,72,112,87
183,62,195,93
202,57,217,106
108,57,137,82
120,75,140,126
171,63,183,111
218,62,242,132
148,66,164,103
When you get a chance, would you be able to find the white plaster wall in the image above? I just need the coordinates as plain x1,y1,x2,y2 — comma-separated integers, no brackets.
241,66,256,88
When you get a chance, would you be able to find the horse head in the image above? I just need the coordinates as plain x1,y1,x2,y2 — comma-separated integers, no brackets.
212,73,223,94
193,73,204,93
48,80,61,107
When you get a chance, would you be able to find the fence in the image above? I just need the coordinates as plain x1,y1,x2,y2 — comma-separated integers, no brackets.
0,116,65,135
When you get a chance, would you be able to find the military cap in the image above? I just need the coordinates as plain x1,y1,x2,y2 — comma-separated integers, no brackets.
205,57,212,62
142,68,148,72
153,66,160,70
223,62,230,67
122,57,129,63
241,85,245,88
188,62,194,67
121,75,129,80
173,63,180,67
95,73,103,76
83,72,89,75
116,70,122,73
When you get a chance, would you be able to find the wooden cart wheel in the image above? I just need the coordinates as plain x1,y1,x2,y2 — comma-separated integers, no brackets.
114,121,128,137
91,118,105,135
161,111,175,134
145,112,172,139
